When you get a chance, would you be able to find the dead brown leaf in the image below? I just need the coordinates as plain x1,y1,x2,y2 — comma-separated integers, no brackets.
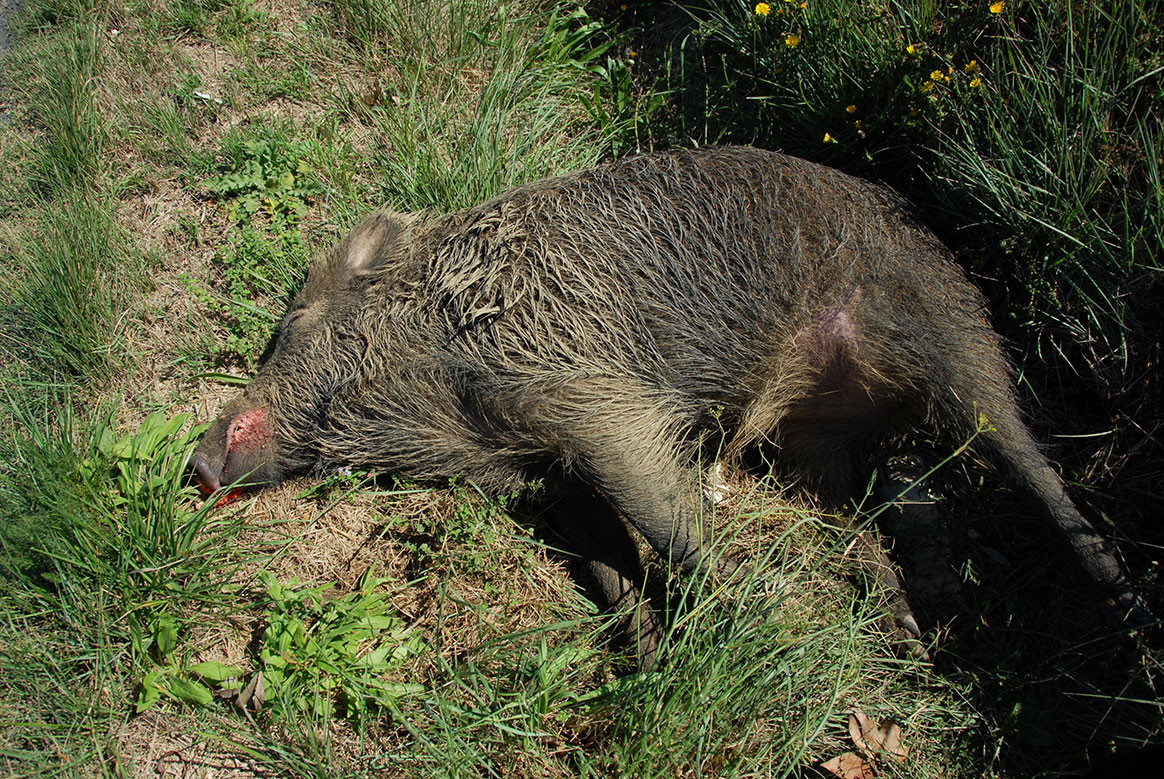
849,708,909,762
821,751,876,779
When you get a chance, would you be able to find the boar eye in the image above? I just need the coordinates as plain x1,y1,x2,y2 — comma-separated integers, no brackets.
282,308,307,331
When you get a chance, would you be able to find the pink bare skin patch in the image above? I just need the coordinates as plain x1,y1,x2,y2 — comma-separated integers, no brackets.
815,306,858,346
226,407,274,455
790,299,879,416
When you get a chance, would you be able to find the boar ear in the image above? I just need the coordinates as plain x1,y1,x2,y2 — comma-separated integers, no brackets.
338,210,417,279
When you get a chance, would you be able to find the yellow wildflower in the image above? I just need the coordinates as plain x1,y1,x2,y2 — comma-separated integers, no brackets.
930,69,944,81
920,81,934,93
785,33,800,48
755,2,771,16
906,43,919,56
970,76,982,88
799,1,807,7
854,119,863,130
845,104,857,114
823,132,834,143
989,1,1004,13
964,59,980,73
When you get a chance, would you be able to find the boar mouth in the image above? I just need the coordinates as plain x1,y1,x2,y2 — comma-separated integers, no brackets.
188,449,289,499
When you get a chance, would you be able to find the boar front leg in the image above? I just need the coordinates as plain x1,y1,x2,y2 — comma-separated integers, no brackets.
542,480,663,670
545,388,737,586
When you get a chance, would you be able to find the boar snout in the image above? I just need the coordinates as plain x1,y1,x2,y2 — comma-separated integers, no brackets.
189,451,223,494
191,405,280,495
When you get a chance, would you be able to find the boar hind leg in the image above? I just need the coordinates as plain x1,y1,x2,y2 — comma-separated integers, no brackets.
543,481,663,670
946,372,1152,627
777,411,927,656
763,313,926,655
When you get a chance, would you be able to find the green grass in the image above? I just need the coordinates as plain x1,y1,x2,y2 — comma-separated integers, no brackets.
0,194,138,382
0,0,1160,776
0,403,251,772
363,4,630,211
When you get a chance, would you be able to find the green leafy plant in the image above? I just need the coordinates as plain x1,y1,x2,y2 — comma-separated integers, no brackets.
134,566,424,719
256,566,425,720
185,226,311,366
204,137,322,227
197,133,319,365
135,617,244,713
582,52,666,156
83,410,207,511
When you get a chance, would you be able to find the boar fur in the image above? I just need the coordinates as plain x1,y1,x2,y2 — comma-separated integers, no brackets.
192,146,1147,665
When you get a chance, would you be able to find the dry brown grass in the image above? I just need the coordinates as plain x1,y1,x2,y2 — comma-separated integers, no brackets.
119,710,275,779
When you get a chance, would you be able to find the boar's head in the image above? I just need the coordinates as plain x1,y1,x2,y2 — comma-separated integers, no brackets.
190,211,416,495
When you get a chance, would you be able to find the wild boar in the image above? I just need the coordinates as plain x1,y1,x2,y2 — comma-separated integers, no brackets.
191,146,1148,665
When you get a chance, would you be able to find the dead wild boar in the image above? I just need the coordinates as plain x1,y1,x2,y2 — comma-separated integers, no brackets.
191,146,1148,665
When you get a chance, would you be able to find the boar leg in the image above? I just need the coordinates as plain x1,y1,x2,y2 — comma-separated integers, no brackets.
967,390,1152,626
850,532,927,658
776,405,926,656
542,481,663,670
771,428,923,652
553,394,736,586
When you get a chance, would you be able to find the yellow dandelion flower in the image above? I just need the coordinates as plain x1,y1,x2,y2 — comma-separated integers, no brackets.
906,43,919,56
845,104,857,114
989,1,1004,13
964,59,979,73
970,76,982,88
755,2,771,16
785,33,800,48
823,132,834,143
799,1,807,7
930,69,944,81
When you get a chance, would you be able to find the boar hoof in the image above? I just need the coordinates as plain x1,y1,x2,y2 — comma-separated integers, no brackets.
1105,588,1154,632
884,594,930,662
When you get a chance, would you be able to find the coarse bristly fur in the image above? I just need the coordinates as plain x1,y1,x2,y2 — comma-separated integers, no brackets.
191,146,1149,667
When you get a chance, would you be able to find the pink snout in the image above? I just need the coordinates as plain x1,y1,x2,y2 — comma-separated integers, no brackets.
190,406,279,497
